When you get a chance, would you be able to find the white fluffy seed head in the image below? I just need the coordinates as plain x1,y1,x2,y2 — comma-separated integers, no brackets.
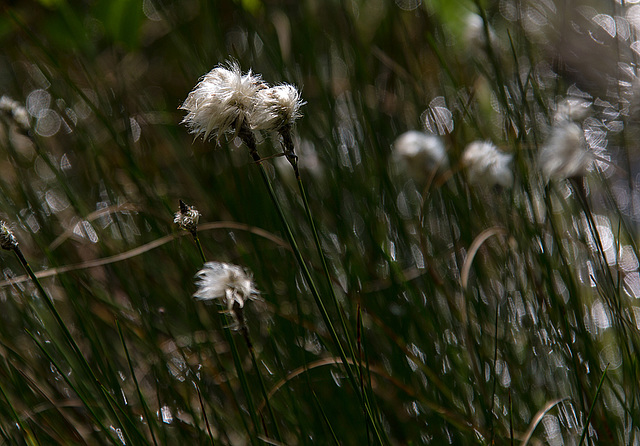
461,140,513,188
193,262,259,313
251,84,304,131
180,62,265,141
539,121,591,180
392,131,448,180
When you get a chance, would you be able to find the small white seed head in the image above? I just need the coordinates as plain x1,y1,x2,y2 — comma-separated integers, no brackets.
250,84,304,131
462,141,513,188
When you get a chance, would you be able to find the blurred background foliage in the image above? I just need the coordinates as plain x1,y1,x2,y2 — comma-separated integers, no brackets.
0,0,639,444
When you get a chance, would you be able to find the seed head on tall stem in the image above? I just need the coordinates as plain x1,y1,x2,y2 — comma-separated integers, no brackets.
179,61,266,143
251,85,305,176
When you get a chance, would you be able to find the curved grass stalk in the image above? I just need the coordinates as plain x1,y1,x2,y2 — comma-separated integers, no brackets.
520,397,569,446
257,356,482,435
461,226,507,290
0,222,289,289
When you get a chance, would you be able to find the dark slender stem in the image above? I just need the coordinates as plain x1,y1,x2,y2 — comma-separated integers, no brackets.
240,325,282,442
194,381,216,446
240,129,385,444
13,246,132,441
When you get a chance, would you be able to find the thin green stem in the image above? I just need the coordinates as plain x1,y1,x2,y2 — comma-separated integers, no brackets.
183,229,259,444
194,381,216,446
295,174,384,436
13,247,134,442
241,326,282,442
220,313,262,445
116,320,159,446
26,330,121,445
0,379,40,446
578,364,610,446
247,150,385,443
193,233,207,263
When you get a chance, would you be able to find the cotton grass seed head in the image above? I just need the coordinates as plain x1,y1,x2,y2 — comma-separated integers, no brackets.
0,221,18,251
539,121,591,180
462,140,513,188
194,261,259,311
174,200,200,234
180,62,265,141
251,84,304,131
392,130,448,179
554,97,592,123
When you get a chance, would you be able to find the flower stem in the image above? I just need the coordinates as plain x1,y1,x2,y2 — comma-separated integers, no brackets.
295,171,385,442
240,325,282,442
186,228,261,444
192,233,207,263
246,147,386,443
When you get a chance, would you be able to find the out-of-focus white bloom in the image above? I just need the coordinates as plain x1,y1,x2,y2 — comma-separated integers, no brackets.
392,131,448,180
0,96,30,131
251,84,304,131
554,97,592,122
174,200,200,234
539,121,591,180
180,62,265,141
462,141,513,187
194,262,259,313
463,13,501,55
0,221,18,251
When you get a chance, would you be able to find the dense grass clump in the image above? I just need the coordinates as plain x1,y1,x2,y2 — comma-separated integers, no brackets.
0,0,639,444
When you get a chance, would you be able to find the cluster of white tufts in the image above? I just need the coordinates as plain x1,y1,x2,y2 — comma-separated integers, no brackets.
461,141,514,188
393,93,594,188
193,262,259,327
180,62,304,142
